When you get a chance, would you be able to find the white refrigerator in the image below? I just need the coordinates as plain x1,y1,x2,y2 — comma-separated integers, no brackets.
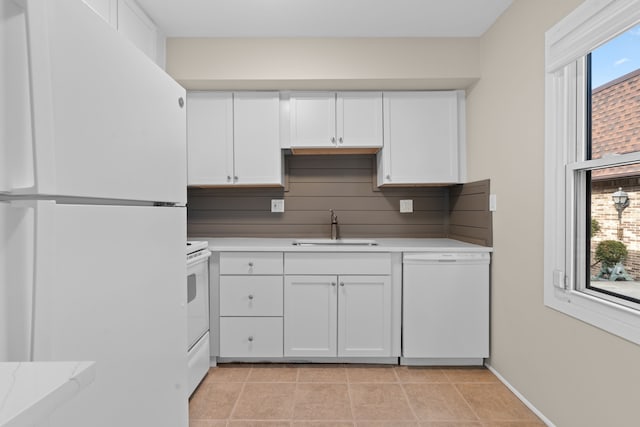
1,1,188,426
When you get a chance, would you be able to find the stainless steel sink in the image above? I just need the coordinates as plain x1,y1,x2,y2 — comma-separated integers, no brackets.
292,238,378,246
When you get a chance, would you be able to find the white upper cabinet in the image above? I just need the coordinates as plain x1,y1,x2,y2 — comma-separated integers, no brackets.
289,92,336,148
233,92,283,186
187,92,283,187
377,91,465,186
82,0,162,66
337,92,384,148
116,0,159,63
290,92,383,149
187,92,233,186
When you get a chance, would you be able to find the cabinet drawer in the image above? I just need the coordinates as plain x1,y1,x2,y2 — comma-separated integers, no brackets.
219,317,283,358
284,252,391,275
220,252,283,275
220,276,283,316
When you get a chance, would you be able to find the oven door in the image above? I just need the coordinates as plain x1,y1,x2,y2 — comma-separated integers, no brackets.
186,250,211,349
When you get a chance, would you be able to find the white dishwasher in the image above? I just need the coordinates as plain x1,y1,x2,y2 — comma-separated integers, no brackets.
402,252,490,366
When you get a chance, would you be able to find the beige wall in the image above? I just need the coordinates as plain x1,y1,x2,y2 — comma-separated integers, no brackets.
169,3,640,424
166,38,480,90
466,1,640,426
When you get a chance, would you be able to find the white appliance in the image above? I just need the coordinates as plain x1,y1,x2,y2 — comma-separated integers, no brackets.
186,241,211,396
402,252,490,366
1,1,188,426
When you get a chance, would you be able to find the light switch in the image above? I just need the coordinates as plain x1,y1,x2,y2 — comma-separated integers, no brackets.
489,194,497,212
271,199,285,213
400,199,413,213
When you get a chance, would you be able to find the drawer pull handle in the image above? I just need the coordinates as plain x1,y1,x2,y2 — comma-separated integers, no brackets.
248,336,254,342
248,294,254,300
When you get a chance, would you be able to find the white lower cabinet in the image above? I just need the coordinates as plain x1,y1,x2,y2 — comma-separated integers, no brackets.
219,317,283,358
220,276,283,317
216,251,399,361
283,276,337,357
284,269,393,357
218,252,284,358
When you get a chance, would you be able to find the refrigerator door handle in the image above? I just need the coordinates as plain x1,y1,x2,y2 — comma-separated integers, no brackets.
23,0,57,195
0,0,34,194
29,200,56,359
0,0,56,195
0,199,54,361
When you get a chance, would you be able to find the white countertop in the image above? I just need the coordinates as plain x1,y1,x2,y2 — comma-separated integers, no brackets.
0,361,96,427
196,237,492,253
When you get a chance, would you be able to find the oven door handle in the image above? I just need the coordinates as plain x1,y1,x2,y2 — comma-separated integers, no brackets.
187,250,211,266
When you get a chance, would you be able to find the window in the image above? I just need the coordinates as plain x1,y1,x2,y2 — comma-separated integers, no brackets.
545,0,640,345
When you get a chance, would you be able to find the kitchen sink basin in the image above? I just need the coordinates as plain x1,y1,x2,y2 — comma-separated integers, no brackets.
292,239,378,246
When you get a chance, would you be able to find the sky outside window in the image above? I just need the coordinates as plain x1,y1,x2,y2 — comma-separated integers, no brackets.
591,24,640,88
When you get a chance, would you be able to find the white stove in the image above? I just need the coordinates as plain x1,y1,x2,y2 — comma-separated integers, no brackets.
186,240,211,396
187,240,209,256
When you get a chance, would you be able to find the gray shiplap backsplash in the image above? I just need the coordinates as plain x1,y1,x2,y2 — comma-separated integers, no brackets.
188,155,491,245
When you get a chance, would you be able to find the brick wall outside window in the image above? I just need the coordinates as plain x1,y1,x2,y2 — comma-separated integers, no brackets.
590,69,640,279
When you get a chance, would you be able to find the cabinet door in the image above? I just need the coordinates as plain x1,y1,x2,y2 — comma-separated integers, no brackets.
284,276,337,357
233,92,283,185
338,276,392,357
290,92,336,148
186,92,233,186
337,92,383,148
379,91,460,185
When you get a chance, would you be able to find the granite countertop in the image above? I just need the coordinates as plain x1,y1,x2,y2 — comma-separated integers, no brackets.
194,237,492,253
0,361,96,427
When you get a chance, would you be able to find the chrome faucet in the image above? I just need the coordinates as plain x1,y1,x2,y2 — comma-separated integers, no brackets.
329,209,339,240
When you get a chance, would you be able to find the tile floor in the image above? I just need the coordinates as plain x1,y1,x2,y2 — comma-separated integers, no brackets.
189,364,544,426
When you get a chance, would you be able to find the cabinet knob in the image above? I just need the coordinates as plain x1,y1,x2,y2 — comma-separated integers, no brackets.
338,137,343,144
331,137,336,144
248,262,254,267
248,294,254,300
227,175,232,182
386,174,391,180
340,282,345,287
234,176,238,181
331,282,336,287
178,97,184,108
248,336,254,342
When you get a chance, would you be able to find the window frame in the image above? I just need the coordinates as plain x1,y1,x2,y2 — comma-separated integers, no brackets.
544,0,640,345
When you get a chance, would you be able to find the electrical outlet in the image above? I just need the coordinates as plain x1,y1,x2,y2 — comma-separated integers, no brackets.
271,199,285,213
400,199,413,213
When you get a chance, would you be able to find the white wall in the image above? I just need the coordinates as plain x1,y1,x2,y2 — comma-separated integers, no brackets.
466,1,640,426
165,37,480,90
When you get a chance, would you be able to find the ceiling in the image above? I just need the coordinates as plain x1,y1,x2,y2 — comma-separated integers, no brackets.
136,0,513,38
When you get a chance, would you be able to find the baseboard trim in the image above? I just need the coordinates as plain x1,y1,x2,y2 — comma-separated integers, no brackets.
484,363,555,427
